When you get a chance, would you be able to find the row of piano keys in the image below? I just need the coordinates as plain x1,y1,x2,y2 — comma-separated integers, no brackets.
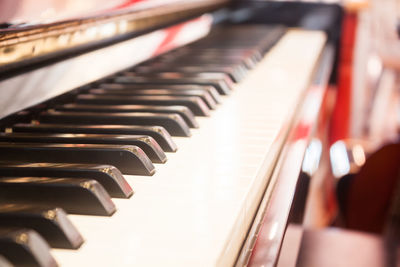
0,25,285,267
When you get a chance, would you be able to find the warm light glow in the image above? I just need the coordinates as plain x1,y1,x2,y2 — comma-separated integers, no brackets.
352,144,366,166
85,26,98,40
330,141,351,178
268,221,279,240
367,54,382,79
119,20,128,33
302,138,322,176
100,23,117,37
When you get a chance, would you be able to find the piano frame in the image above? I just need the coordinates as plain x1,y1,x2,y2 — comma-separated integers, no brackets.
0,1,342,265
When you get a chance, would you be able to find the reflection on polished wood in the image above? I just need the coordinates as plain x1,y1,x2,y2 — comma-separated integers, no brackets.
244,42,334,267
0,0,227,69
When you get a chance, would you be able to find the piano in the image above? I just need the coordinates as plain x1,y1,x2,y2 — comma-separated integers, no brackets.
0,0,339,266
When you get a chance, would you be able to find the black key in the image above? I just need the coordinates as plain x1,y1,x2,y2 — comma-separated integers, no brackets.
76,94,210,117
39,110,191,137
133,64,245,83
0,143,155,176
115,72,233,95
160,48,259,71
0,177,115,216
0,204,83,249
0,227,57,267
0,162,132,198
157,53,257,69
192,25,285,54
149,57,250,73
184,47,263,61
0,133,166,164
11,124,177,152
55,103,199,128
160,47,262,61
88,88,217,110
99,83,221,105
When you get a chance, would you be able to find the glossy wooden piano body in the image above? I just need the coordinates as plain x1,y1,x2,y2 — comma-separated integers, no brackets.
0,1,340,266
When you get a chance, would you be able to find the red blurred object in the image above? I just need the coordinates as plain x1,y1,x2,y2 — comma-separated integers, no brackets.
329,12,358,145
346,143,400,233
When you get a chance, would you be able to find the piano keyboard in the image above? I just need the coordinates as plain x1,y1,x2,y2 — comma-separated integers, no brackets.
0,25,326,266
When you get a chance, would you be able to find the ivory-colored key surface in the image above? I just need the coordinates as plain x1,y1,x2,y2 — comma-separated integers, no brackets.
52,30,326,266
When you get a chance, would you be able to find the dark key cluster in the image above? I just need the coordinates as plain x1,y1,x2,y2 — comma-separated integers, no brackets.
0,25,285,266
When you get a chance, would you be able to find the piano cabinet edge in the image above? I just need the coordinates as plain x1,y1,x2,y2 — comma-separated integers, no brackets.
238,43,336,267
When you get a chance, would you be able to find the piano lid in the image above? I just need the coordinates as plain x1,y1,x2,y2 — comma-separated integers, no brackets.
0,0,229,73
0,0,220,26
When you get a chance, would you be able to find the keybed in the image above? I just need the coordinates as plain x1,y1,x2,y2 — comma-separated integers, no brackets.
0,25,326,266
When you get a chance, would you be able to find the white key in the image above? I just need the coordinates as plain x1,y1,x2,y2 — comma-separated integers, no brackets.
52,29,326,267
